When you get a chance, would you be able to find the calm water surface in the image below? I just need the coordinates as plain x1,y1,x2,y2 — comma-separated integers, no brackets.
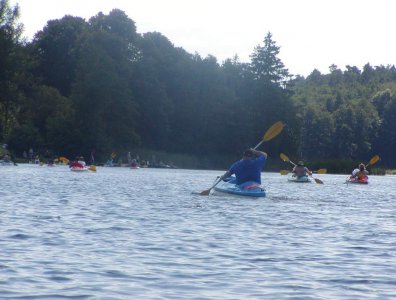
0,164,395,299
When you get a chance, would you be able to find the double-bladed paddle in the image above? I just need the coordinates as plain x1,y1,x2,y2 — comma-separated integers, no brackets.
198,121,285,196
280,168,327,176
280,153,324,184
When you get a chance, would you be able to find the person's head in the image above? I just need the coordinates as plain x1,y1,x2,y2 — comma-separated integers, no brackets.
242,149,254,159
297,160,304,167
359,163,365,171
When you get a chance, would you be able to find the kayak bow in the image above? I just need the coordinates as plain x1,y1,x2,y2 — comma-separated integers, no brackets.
213,177,266,197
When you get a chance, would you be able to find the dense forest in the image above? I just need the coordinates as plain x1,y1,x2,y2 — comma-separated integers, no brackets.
1,0,396,170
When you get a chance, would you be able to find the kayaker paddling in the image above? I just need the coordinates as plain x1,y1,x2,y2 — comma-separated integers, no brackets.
350,163,369,181
220,148,267,185
198,121,285,196
292,160,312,178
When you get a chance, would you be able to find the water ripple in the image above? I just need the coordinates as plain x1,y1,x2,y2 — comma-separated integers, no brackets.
0,166,395,299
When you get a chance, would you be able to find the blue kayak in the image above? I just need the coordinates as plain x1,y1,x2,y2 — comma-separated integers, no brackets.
213,177,266,198
287,174,311,183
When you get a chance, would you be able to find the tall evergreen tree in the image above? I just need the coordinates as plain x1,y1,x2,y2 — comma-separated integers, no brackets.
249,32,291,87
247,32,297,157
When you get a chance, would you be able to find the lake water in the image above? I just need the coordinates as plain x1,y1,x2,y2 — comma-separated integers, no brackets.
1,164,395,299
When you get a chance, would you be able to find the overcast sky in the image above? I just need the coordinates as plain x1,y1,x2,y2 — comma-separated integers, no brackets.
9,0,396,76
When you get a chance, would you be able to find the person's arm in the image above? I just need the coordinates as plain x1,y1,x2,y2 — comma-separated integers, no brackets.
250,149,267,158
221,170,232,180
306,167,312,176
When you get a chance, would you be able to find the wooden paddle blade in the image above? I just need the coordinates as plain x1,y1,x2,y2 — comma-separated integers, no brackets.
59,156,69,164
88,165,97,172
280,153,289,162
199,189,211,196
367,155,380,166
280,170,289,175
314,178,324,184
199,177,222,196
316,168,327,174
263,121,285,142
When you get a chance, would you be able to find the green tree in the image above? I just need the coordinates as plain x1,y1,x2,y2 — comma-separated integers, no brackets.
0,0,23,141
17,85,77,156
246,32,297,157
333,100,379,159
249,32,291,87
132,32,175,150
375,95,396,165
32,15,87,97
70,9,140,159
6,123,43,157
299,106,334,159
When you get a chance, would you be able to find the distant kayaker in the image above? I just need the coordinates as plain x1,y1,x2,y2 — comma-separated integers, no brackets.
78,156,86,167
2,153,11,162
292,161,312,177
350,163,368,180
220,148,267,185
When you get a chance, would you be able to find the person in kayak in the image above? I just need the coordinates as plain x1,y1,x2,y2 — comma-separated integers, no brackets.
70,156,86,168
350,163,368,180
78,156,86,167
292,161,312,178
220,148,267,185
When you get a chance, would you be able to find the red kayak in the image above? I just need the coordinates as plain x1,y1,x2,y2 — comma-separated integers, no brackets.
346,175,368,184
70,162,89,172
70,166,89,172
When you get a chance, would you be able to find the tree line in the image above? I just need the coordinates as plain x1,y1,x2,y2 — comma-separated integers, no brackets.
1,0,396,170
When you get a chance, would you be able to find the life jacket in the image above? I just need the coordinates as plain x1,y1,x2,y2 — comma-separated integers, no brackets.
357,171,367,180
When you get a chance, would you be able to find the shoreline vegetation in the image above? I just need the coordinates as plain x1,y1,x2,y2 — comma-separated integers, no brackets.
5,146,390,175
1,2,396,171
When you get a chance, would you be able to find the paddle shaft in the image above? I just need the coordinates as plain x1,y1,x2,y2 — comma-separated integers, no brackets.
253,140,264,150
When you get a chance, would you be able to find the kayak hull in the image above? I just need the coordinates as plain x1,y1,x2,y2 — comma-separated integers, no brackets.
287,175,311,183
213,178,266,198
346,175,368,184
70,166,89,172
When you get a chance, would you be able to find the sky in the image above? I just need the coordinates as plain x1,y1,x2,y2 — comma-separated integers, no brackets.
9,0,396,77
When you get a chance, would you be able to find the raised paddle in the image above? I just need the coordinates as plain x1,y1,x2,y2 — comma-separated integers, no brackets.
346,155,380,180
279,153,324,184
253,121,285,149
280,168,326,175
366,155,380,168
198,121,285,196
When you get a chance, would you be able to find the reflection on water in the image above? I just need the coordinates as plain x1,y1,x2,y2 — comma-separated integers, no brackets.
0,164,395,299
